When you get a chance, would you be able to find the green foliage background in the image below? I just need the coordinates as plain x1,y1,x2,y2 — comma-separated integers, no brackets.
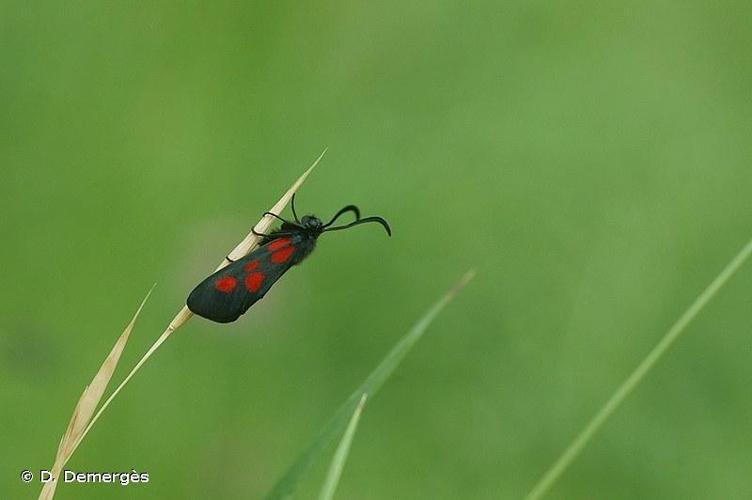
2,2,752,499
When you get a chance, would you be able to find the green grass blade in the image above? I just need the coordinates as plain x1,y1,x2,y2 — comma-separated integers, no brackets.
264,270,475,500
525,236,752,500
317,394,368,500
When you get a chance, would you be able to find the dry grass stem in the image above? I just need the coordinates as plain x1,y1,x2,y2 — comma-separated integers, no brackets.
38,287,153,500
39,151,325,499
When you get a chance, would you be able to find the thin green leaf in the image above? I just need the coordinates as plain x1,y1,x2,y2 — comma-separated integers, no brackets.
265,270,475,500
317,394,368,500
525,236,752,500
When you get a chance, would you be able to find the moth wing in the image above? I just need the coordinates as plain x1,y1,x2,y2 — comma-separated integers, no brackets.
187,235,306,323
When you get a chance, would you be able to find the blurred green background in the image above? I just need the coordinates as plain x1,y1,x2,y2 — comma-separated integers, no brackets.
3,2,752,499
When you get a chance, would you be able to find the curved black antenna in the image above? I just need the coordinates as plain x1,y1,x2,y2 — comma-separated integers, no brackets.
323,205,361,228
291,193,300,222
323,216,391,236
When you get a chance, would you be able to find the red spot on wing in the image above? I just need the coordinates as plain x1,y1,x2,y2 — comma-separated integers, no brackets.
271,245,295,263
214,276,237,293
243,259,259,272
245,272,265,292
268,238,291,251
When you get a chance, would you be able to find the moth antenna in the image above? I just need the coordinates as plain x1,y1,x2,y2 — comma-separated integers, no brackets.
323,205,361,228
323,216,391,236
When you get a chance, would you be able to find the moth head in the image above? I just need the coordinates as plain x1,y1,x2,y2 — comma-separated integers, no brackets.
301,215,324,233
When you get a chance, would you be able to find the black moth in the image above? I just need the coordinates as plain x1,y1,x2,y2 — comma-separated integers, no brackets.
186,194,391,323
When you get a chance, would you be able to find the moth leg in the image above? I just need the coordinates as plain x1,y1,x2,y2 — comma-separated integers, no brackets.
263,212,301,227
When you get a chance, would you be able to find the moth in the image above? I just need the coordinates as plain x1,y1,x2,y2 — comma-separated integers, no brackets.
187,195,391,323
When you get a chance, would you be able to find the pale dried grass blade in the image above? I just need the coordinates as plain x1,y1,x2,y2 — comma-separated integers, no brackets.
38,286,154,500
225,148,326,264
42,151,324,500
